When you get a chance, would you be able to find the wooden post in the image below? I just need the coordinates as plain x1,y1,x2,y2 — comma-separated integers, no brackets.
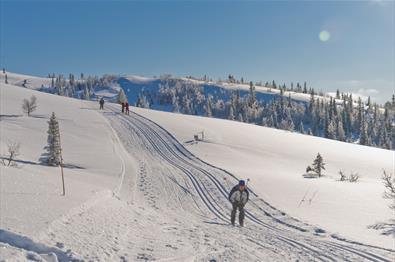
58,127,65,196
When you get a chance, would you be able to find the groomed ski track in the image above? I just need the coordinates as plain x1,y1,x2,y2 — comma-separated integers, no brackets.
98,105,395,262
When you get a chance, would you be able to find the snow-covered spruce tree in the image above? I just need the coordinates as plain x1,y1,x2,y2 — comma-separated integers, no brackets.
272,80,277,89
46,112,61,166
356,97,363,132
336,89,340,99
298,122,305,134
327,119,337,140
118,88,127,104
248,81,256,107
182,96,191,114
205,96,213,117
303,81,307,93
282,109,294,131
312,153,325,177
264,115,274,127
337,121,345,142
379,127,392,150
359,116,369,146
228,105,235,120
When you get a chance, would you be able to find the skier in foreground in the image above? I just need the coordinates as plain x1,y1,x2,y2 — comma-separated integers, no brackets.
228,180,249,227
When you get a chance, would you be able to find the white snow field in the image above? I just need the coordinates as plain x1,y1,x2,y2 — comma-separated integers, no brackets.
0,80,394,261
134,107,395,249
1,72,52,90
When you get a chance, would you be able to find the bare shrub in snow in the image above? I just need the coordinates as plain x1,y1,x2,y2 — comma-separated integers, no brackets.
338,170,347,181
349,172,359,183
3,141,20,167
382,170,395,210
22,95,37,116
303,165,318,178
337,170,360,182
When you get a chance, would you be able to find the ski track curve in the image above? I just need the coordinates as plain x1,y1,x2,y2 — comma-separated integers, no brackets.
102,105,394,262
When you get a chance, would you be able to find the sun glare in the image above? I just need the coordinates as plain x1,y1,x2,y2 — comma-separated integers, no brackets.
319,30,331,42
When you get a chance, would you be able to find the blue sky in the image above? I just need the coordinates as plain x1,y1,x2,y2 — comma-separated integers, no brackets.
1,0,393,102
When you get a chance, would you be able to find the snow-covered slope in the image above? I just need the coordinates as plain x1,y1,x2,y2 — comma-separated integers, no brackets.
0,83,128,260
135,107,395,249
1,81,394,261
118,74,351,111
0,71,52,90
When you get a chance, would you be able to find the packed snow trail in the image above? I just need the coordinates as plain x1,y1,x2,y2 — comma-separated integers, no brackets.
39,104,395,262
105,105,394,261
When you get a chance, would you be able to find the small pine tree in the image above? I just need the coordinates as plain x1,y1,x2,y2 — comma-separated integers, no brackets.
46,112,61,166
118,88,127,104
312,153,325,177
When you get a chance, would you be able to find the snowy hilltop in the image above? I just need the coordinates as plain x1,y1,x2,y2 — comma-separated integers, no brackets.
2,70,393,152
0,71,394,261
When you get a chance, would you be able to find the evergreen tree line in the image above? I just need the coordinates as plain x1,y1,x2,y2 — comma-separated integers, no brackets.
186,73,320,97
137,79,394,150
43,73,118,100
42,73,394,151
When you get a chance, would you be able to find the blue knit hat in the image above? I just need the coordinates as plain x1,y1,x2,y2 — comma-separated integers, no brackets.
239,180,245,186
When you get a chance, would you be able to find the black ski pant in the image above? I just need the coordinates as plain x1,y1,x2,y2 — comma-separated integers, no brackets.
231,202,245,225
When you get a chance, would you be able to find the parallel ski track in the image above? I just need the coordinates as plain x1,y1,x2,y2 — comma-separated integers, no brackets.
106,106,394,262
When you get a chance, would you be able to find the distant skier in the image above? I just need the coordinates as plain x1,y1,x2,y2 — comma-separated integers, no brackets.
125,102,130,115
228,180,249,227
121,102,125,113
99,97,104,110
